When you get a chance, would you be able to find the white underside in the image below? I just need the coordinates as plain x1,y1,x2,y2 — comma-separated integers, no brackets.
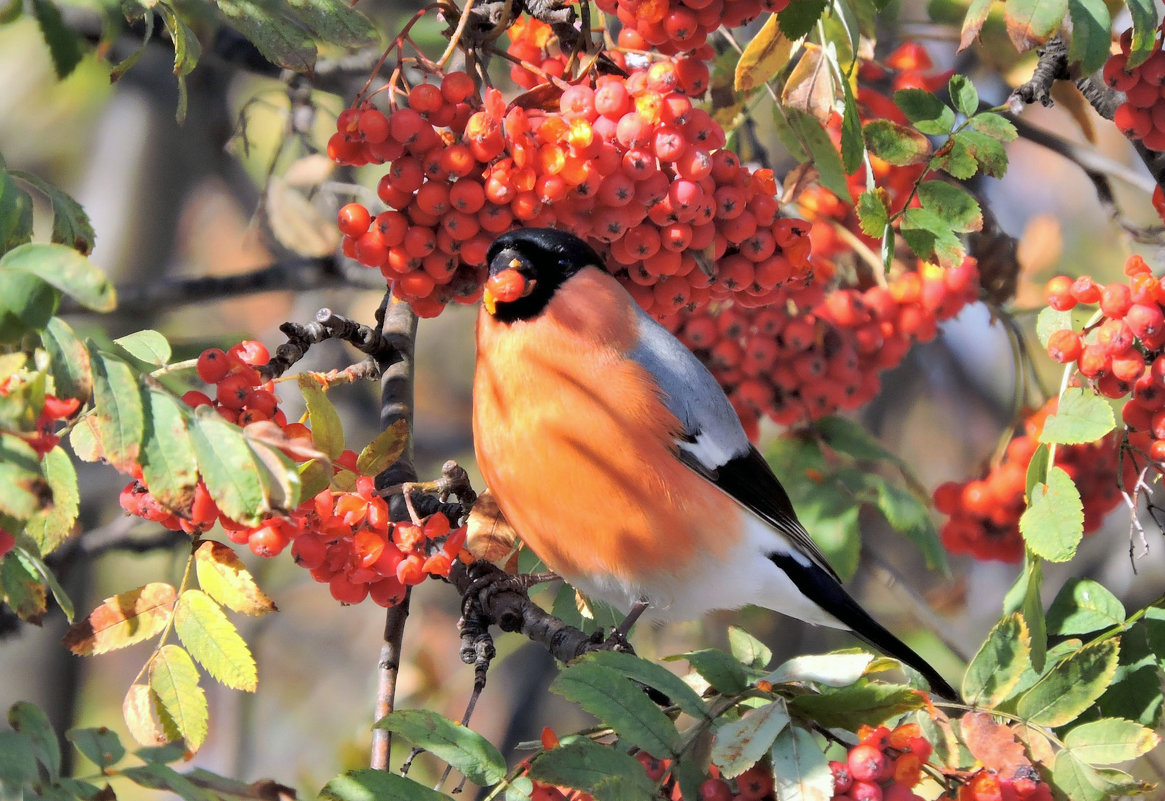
568,512,848,629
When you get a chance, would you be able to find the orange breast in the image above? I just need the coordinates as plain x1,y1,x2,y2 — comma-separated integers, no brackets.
473,269,740,594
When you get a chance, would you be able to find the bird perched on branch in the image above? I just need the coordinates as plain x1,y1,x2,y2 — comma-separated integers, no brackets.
472,227,958,700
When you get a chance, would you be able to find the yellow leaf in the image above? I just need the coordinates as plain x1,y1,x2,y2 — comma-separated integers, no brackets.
149,644,207,752
466,491,518,563
194,541,276,616
736,14,803,92
62,583,176,655
123,684,167,747
174,590,258,692
781,45,839,123
265,177,340,258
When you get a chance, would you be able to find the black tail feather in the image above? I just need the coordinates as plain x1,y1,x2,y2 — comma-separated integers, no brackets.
768,552,960,701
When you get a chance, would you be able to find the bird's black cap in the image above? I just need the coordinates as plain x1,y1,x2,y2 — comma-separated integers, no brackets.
484,228,603,323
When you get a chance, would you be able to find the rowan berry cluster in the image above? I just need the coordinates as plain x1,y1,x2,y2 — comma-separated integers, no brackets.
671,258,980,432
505,16,571,89
328,57,811,319
1045,256,1165,465
957,768,1052,801
1104,26,1165,152
827,723,933,801
115,339,466,607
594,0,788,55
933,399,1122,562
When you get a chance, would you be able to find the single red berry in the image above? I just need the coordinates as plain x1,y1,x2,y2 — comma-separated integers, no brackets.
337,203,372,237
735,764,774,801
847,744,887,783
698,777,733,801
196,348,231,384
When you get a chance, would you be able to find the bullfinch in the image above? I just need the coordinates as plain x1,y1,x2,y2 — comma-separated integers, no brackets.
472,227,958,700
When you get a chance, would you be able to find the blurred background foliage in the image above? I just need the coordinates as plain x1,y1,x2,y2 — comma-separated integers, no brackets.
1,0,1163,790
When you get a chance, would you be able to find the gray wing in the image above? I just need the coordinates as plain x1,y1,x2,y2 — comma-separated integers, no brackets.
628,307,841,581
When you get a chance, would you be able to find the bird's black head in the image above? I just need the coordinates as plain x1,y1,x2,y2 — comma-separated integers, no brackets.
484,228,603,323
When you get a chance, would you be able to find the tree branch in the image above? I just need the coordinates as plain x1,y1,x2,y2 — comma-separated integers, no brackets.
370,292,419,771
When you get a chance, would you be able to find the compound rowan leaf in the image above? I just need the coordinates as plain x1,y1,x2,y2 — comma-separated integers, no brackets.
298,373,345,460
1038,388,1115,445
736,14,800,91
1,243,115,311
1016,639,1120,727
373,709,506,786
90,352,144,474
140,389,198,513
771,724,832,801
63,583,176,655
122,684,167,747
1020,466,1083,563
173,590,257,692
963,613,1030,707
711,698,790,777
148,644,207,752
194,541,276,616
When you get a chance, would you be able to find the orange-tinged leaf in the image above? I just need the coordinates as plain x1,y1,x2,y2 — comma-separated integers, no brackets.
781,45,838,123
62,583,176,655
356,419,409,477
960,712,1032,774
148,644,207,752
466,491,517,562
960,0,998,50
1003,0,1068,52
123,683,167,746
243,420,329,464
194,541,276,615
735,14,802,92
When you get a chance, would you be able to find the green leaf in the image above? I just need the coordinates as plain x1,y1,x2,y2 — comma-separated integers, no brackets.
865,476,948,572
770,725,831,801
1066,0,1111,73
529,740,657,801
815,415,903,465
245,438,301,515
948,75,980,117
1017,639,1120,727
551,661,682,757
189,410,266,526
856,189,890,238
0,243,115,312
917,181,983,232
173,590,257,692
372,709,506,786
14,540,73,622
936,134,980,179
840,78,864,175
356,419,409,479
900,207,965,268
298,374,345,460
1063,718,1160,765
1039,388,1115,445
1003,0,1067,51
286,0,378,46
114,330,171,367
893,88,955,135
148,644,207,752
583,650,710,722
1046,578,1125,635
8,701,60,780
0,730,38,787
140,390,198,512
766,652,876,688
119,762,213,801
0,270,58,343
958,129,1012,178
789,682,926,728
711,698,790,777
9,170,96,254
968,111,1018,141
0,433,48,520
778,0,829,39
215,0,316,72
1020,466,1083,563
963,613,1030,707
729,626,772,670
667,648,750,695
1,547,48,623
90,352,144,473
1052,750,1105,801
66,727,126,770
320,770,449,801
1024,444,1049,504
959,0,997,49
31,0,83,78
772,107,851,201
42,317,91,402
0,166,33,253
1125,0,1160,68
863,119,933,165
